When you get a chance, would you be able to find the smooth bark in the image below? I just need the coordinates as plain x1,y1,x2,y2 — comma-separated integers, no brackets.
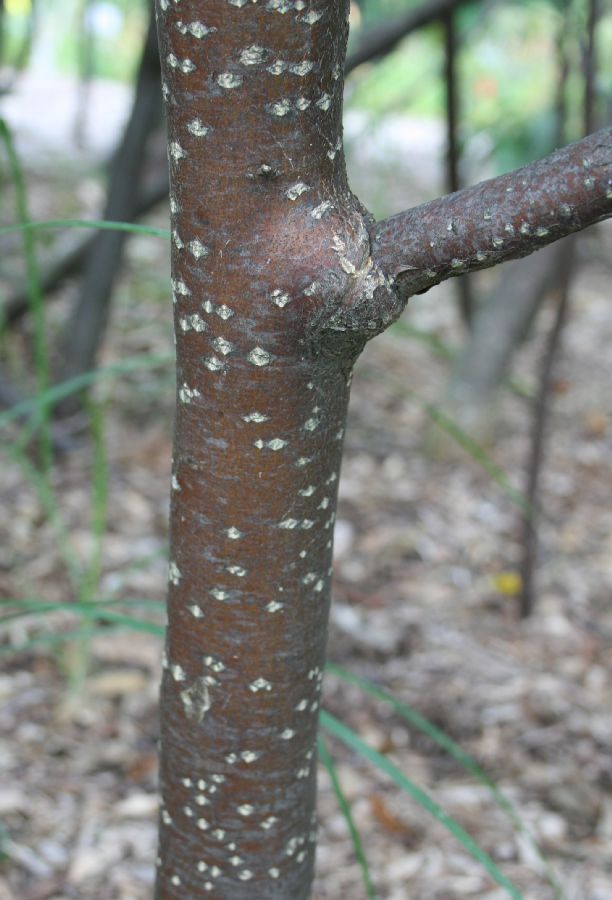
155,2,611,897
155,3,377,897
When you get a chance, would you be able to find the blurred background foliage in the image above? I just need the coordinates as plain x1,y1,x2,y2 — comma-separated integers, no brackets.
3,0,610,167
349,0,610,171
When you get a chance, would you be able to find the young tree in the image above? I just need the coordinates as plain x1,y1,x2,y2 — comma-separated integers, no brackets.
155,1,611,896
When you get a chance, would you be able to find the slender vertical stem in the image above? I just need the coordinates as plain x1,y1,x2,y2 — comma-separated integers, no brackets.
518,241,574,618
0,119,51,470
74,0,95,148
443,12,460,195
442,10,473,327
583,0,598,135
518,0,600,617
553,12,570,147
0,0,5,70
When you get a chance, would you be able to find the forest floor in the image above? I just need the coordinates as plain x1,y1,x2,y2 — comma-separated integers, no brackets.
1,86,612,900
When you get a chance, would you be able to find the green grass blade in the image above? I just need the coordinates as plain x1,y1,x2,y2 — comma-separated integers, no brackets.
369,362,532,518
5,447,83,589
0,626,119,655
0,118,52,469
79,398,109,603
414,392,532,519
319,710,523,900
0,605,165,633
0,219,171,239
326,663,564,898
0,613,165,656
105,545,169,580
74,608,165,634
389,321,533,399
390,320,456,362
318,735,377,900
0,597,165,622
0,622,164,656
0,353,173,430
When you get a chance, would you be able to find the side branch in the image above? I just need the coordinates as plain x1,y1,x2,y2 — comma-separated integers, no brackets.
371,128,612,301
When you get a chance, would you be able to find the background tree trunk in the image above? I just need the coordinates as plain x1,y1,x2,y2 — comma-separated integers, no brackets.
446,241,566,438
59,2,162,393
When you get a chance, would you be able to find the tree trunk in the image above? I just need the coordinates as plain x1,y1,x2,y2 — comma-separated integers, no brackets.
446,241,567,437
59,2,162,391
155,2,611,896
154,3,390,896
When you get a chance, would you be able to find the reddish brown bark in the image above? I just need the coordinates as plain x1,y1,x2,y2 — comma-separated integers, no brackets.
154,2,612,897
371,128,612,301
155,2,380,897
